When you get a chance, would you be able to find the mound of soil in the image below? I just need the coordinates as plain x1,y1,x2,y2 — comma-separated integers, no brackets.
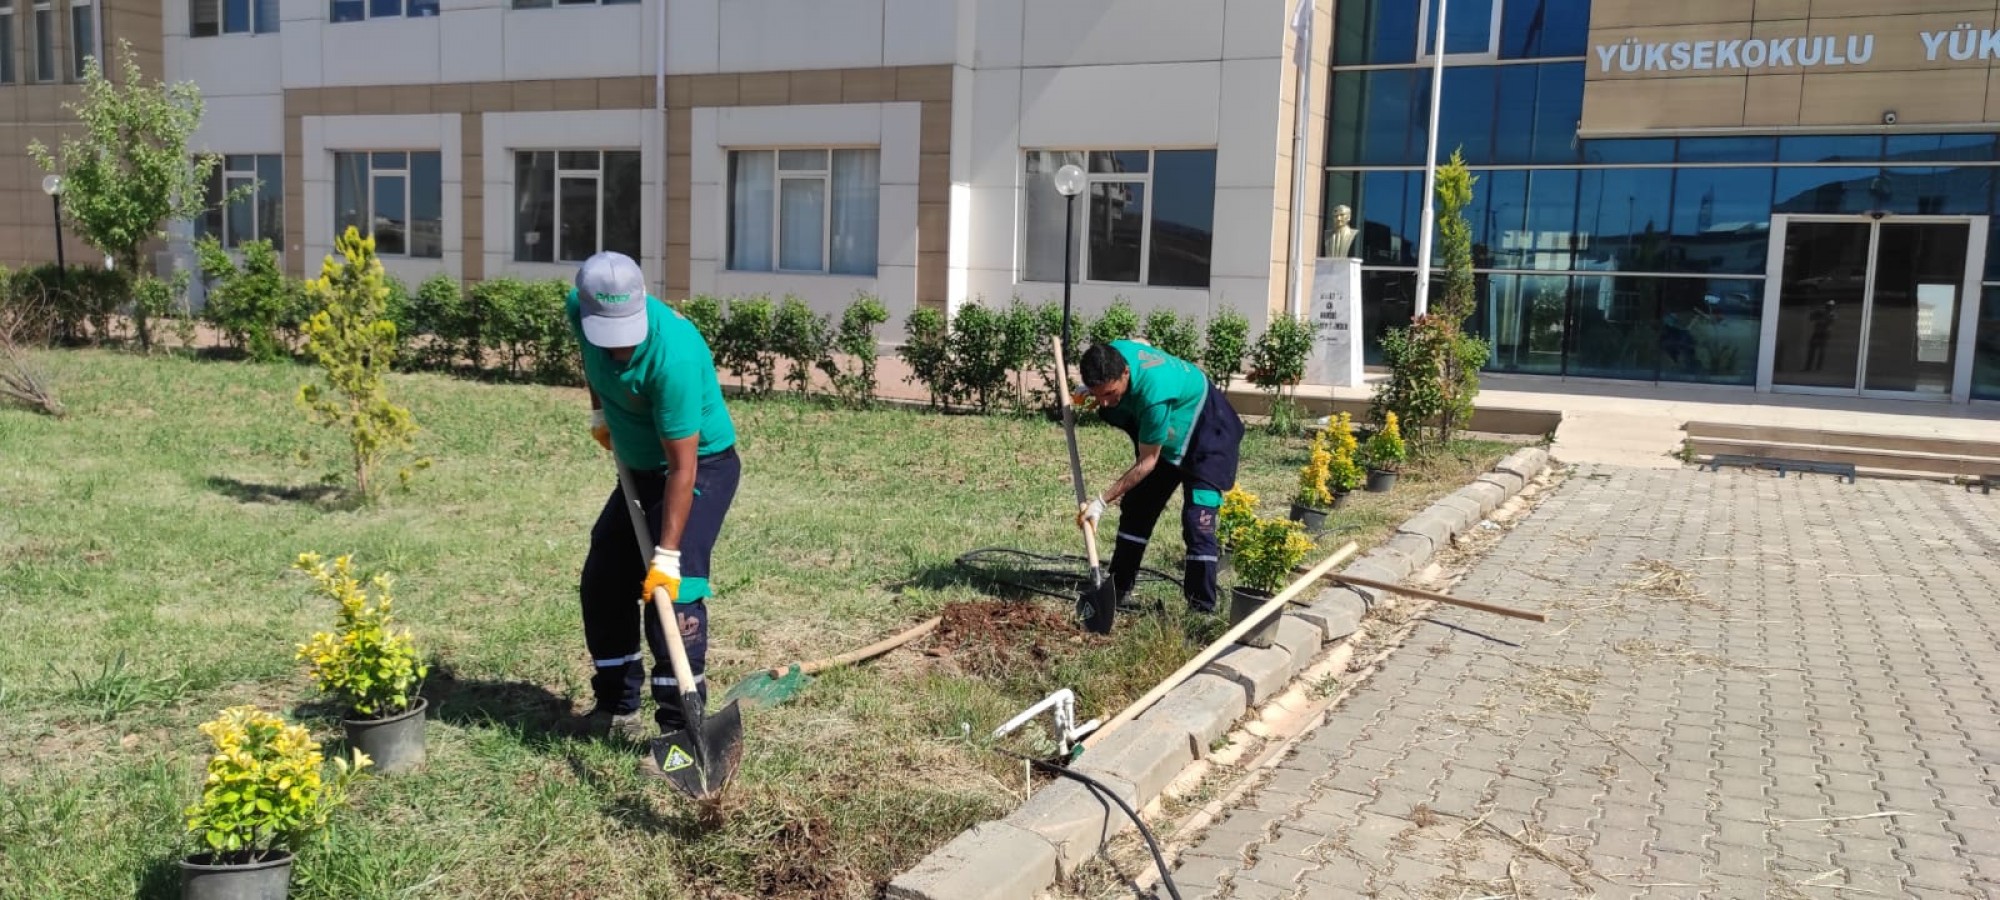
929,600,1099,678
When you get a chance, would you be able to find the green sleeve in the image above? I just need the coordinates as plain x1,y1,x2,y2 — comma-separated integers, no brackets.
1136,401,1172,448
652,363,703,442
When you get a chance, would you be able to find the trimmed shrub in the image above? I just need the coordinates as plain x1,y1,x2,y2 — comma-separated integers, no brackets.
825,294,889,409
771,294,833,395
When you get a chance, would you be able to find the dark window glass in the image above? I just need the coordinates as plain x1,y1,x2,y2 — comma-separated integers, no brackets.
603,151,643,261
256,155,283,247
1773,167,1879,214
1581,138,1674,164
1988,210,2000,281
1360,269,1419,366
1492,66,1539,165
225,175,255,247
1974,285,2000,400
1565,274,1660,380
1677,137,1775,164
1500,0,1587,59
408,0,436,16
559,175,597,263
223,0,248,32
190,0,218,36
373,174,406,256
1668,167,1773,275
410,151,442,258
1530,62,1582,164
1149,149,1214,288
1090,150,1148,175
1087,181,1144,283
333,153,368,238
0,11,13,83
1777,135,1882,163
1326,71,1364,167
1360,69,1427,166
369,0,399,17
1885,134,1996,163
1479,273,1568,374
515,151,555,263
200,165,224,238
1480,169,1525,267
1512,168,1577,271
1425,0,1494,56
32,8,51,82
254,0,276,31
329,0,362,21
1873,166,1993,216
69,3,90,78
1577,168,1673,271
1357,170,1412,266
1332,0,1416,66
1436,66,1496,163
1660,277,1760,385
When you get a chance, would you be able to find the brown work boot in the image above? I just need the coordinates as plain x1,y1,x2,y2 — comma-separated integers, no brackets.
566,705,648,744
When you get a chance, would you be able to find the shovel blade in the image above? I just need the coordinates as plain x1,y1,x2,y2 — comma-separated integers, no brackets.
647,699,745,800
719,664,810,709
1076,571,1118,635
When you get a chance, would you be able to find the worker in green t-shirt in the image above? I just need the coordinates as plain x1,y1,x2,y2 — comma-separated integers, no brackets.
1075,339,1245,614
565,251,740,745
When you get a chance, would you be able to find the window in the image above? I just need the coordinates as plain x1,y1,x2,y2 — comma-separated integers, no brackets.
514,150,641,264
68,0,92,79
330,0,436,24
192,0,277,36
30,0,51,82
0,0,15,83
1022,149,1216,288
197,155,284,249
1419,0,1499,59
1499,0,1587,59
511,0,637,9
727,148,880,275
333,151,443,259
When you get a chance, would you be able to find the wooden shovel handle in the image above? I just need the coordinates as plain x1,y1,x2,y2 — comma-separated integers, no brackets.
1327,574,1548,623
769,616,943,679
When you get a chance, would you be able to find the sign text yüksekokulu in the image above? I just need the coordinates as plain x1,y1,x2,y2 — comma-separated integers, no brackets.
1595,26,2000,74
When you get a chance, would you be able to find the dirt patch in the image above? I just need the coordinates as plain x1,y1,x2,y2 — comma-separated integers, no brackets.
927,601,1102,679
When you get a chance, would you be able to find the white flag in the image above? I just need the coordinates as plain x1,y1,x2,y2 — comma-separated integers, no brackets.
1289,0,1314,68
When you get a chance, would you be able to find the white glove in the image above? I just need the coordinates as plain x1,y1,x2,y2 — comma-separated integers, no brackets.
1078,495,1106,528
589,408,611,452
642,547,682,603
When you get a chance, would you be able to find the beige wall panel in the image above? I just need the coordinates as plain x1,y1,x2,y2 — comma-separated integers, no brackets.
1743,73,1805,125
1985,67,2000,119
1801,11,1997,72
1586,22,1758,80
790,71,843,105
1756,0,1810,19
1581,76,1747,133
1798,68,1991,126
1810,0,1997,20
738,71,791,106
1591,0,1756,29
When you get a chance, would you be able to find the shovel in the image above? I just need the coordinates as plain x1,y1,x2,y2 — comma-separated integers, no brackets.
613,460,743,802
1052,336,1118,635
719,616,941,709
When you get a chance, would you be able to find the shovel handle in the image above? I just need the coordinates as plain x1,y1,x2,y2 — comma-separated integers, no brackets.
614,460,706,700
770,616,942,678
1327,574,1548,623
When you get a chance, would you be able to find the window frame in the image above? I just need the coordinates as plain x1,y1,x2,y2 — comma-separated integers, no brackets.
0,0,15,84
726,146,879,277
333,150,443,260
1021,148,1219,290
1416,0,1503,63
68,0,93,80
509,0,639,10
192,0,278,37
30,0,52,83
329,0,436,25
511,149,641,265
198,154,283,249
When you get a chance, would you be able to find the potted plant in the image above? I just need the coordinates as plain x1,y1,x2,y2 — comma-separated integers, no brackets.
180,705,368,900
295,552,430,774
1289,429,1335,533
1217,484,1259,573
1328,412,1365,503
1227,516,1314,650
1362,411,1408,492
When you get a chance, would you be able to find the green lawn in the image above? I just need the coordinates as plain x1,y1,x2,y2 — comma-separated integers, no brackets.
0,350,1518,899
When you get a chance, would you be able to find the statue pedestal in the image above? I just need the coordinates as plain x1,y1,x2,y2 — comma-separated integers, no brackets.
1304,257,1364,388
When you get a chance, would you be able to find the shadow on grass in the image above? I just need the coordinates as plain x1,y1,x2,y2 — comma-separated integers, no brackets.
423,665,572,743
203,475,350,507
135,855,180,900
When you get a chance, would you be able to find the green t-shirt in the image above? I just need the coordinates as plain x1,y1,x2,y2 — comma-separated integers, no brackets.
568,293,737,470
1094,339,1209,465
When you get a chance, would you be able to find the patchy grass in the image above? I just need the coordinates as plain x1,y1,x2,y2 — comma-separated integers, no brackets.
0,350,1520,899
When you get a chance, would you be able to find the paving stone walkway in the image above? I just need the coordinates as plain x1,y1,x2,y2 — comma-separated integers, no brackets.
1164,465,2000,899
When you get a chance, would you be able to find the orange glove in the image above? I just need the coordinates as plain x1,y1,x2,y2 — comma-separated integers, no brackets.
641,547,681,604
589,409,612,453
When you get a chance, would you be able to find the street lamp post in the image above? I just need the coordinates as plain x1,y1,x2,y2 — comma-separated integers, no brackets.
41,174,67,285
1054,164,1086,350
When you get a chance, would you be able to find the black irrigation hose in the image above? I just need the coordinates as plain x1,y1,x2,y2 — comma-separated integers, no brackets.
954,546,1182,609
995,749,1184,900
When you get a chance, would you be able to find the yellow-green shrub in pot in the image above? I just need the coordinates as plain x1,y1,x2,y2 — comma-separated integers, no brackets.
179,706,368,900
1227,516,1314,650
295,552,429,775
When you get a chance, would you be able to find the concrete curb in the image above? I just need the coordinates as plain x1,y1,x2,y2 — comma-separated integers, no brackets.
884,445,1553,900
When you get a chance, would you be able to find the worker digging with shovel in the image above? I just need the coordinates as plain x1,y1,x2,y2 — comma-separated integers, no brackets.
565,251,743,799
1073,339,1246,618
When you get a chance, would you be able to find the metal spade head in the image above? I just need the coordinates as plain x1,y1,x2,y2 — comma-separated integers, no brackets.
647,699,744,801
1076,570,1118,635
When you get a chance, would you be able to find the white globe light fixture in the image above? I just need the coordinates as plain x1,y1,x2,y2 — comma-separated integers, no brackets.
1052,163,1086,351
1053,164,1085,198
41,173,63,196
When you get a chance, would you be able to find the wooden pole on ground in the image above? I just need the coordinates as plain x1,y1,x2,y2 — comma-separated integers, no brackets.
1080,541,1359,750
1306,574,1548,623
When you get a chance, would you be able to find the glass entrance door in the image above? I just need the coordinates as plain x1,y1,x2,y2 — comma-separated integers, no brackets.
1771,218,1970,397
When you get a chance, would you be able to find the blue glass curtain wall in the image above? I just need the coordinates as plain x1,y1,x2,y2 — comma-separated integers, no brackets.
1978,286,2000,400
1334,0,1587,65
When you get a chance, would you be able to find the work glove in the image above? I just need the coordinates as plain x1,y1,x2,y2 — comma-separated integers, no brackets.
589,409,612,453
1077,495,1106,529
1068,382,1091,408
641,547,681,604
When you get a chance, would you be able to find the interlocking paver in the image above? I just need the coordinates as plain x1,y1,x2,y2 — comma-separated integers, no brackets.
1158,466,2000,900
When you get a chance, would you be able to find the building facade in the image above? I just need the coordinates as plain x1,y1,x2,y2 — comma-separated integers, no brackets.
1329,0,2000,403
0,0,1330,334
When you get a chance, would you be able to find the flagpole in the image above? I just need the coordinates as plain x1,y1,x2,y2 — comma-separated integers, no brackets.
1413,0,1448,317
1284,0,1314,319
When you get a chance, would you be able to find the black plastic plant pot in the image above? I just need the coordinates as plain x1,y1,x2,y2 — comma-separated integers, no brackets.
342,697,427,775
1331,490,1352,509
1229,586,1279,650
1288,502,1329,534
1365,469,1399,493
180,850,293,900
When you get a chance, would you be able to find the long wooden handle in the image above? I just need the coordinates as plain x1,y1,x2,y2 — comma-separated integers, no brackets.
1328,574,1548,623
614,459,705,699
1081,541,1360,748
771,616,943,678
